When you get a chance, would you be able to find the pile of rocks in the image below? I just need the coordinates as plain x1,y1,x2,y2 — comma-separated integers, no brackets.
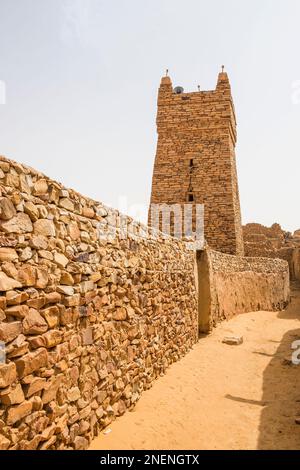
0,156,198,450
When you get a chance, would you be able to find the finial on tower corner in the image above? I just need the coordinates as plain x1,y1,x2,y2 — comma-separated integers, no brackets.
160,71,172,87
197,85,201,92
221,65,225,73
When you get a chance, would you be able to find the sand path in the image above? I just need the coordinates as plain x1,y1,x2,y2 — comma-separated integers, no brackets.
90,284,300,450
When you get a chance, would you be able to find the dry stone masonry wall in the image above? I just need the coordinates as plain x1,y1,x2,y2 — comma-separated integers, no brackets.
198,249,290,333
0,156,198,450
243,223,300,281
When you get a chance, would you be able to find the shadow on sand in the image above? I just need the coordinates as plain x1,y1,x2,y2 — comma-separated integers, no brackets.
257,282,300,450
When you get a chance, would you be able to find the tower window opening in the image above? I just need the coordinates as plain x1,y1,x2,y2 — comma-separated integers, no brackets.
188,193,194,202
190,159,194,168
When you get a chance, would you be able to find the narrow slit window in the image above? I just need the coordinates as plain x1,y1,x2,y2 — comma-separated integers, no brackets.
190,159,194,167
188,193,194,202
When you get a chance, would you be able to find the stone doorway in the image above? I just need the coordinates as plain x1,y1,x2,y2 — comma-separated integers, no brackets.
196,250,211,335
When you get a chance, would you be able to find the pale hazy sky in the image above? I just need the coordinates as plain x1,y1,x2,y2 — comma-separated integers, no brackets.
0,0,299,231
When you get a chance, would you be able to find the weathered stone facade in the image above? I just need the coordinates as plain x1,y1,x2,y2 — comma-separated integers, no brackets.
149,72,244,256
197,249,290,333
0,156,198,450
243,223,300,281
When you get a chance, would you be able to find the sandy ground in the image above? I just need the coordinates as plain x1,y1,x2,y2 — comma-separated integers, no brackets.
90,284,300,450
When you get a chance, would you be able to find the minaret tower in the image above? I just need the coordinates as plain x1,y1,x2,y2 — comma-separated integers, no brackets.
148,69,244,256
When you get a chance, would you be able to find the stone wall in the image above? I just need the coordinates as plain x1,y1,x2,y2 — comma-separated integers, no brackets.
243,223,288,258
0,156,198,450
197,249,290,333
149,72,244,256
243,223,300,281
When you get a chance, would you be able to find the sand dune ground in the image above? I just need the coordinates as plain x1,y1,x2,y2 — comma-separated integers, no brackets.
90,284,300,450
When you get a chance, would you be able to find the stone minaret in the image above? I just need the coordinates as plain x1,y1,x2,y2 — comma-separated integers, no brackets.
148,70,244,256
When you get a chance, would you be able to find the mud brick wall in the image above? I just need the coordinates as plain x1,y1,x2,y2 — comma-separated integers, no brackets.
197,249,290,333
0,156,198,450
149,72,244,256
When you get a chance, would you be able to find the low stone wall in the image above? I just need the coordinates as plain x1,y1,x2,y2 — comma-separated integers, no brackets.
0,156,198,450
197,249,290,333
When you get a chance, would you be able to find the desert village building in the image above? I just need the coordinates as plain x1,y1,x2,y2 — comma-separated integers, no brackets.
0,71,293,450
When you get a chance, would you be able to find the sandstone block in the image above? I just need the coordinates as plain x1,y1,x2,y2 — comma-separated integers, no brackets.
74,436,88,450
82,327,93,346
59,198,74,211
45,292,61,304
19,173,31,194
54,252,69,268
35,267,49,289
42,330,63,348
6,334,29,358
0,383,24,405
15,348,48,378
33,219,56,237
19,247,33,261
0,273,22,291
27,296,46,309
0,197,16,220
6,290,29,306
41,306,60,328
38,249,53,260
67,386,81,402
23,377,46,398
30,235,48,250
33,179,48,196
57,285,74,296
40,423,56,441
39,435,56,450
0,362,17,388
64,294,80,307
0,433,10,450
0,248,18,262
42,376,63,404
7,400,33,425
17,265,36,287
0,321,22,343
90,272,101,282
1,213,33,234
5,304,29,319
0,297,6,310
19,435,43,450
112,307,127,321
222,336,244,346
23,308,48,335
24,201,39,222
80,281,95,294
68,222,80,240
82,206,95,218
60,271,74,286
